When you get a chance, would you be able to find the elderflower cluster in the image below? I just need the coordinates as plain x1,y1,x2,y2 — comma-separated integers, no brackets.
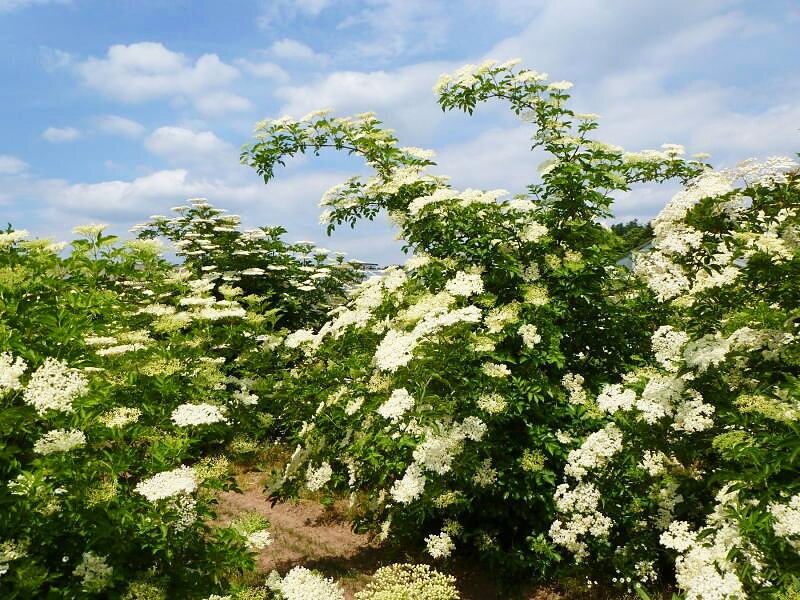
564,424,623,480
425,532,455,559
518,323,541,348
306,462,333,491
769,494,800,549
134,466,197,502
562,373,587,404
481,362,510,378
476,392,507,414
170,403,227,426
374,305,482,372
444,271,484,297
72,552,113,593
355,563,459,600
33,429,86,455
267,566,345,600
412,417,486,475
377,388,415,422
0,352,26,393
651,326,690,372
549,482,612,561
98,407,142,428
246,530,273,550
22,358,89,414
390,463,427,504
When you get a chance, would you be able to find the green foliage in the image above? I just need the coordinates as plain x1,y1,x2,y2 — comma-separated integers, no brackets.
239,60,710,579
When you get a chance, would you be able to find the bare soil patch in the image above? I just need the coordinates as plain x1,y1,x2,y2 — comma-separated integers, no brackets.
216,469,619,599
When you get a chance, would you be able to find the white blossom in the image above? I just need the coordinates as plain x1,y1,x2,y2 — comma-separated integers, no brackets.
135,466,197,502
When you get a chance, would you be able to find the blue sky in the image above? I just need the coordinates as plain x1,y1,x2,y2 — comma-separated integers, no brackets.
1,0,799,263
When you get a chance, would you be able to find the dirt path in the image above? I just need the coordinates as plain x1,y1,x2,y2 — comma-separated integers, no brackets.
216,470,569,599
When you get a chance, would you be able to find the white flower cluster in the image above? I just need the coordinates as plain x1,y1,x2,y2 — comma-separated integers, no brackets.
596,383,637,414
33,428,86,455
637,157,798,304
390,463,427,504
518,323,541,348
374,305,482,372
246,529,273,550
484,302,520,333
651,326,690,372
0,229,29,247
519,221,548,243
267,566,345,600
659,486,757,600
549,483,612,561
306,462,333,491
639,450,667,476
564,424,623,480
476,392,507,414
672,393,715,433
636,375,685,424
0,352,26,394
425,532,455,559
481,362,510,378
769,493,800,549
377,388,415,422
22,357,89,414
135,466,197,502
472,458,498,487
170,403,228,426
444,271,484,297
95,343,147,356
98,406,142,428
165,493,197,531
660,521,745,600
562,373,587,404
72,552,113,592
413,417,486,475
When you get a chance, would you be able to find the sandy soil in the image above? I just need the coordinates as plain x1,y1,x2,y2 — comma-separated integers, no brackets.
215,469,571,599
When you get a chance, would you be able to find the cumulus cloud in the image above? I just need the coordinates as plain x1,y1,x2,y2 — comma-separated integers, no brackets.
274,61,452,141
334,0,451,62
144,126,234,164
42,126,80,142
75,42,239,103
235,58,289,82
93,115,145,138
0,154,29,174
256,0,331,28
269,38,328,64
0,0,68,12
193,91,253,116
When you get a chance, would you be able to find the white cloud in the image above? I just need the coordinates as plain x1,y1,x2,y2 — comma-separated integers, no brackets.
257,0,331,28
144,126,234,164
193,91,253,117
39,46,73,71
274,61,452,141
433,126,541,193
269,38,327,64
235,58,289,82
93,115,145,138
334,0,451,62
0,0,68,12
0,154,29,174
42,126,80,142
75,42,239,103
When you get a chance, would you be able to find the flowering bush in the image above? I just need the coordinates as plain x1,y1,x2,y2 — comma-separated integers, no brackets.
355,563,460,599
0,225,276,596
551,157,800,597
134,198,362,331
240,59,709,577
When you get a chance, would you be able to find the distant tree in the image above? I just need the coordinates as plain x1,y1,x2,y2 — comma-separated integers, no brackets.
610,219,653,256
